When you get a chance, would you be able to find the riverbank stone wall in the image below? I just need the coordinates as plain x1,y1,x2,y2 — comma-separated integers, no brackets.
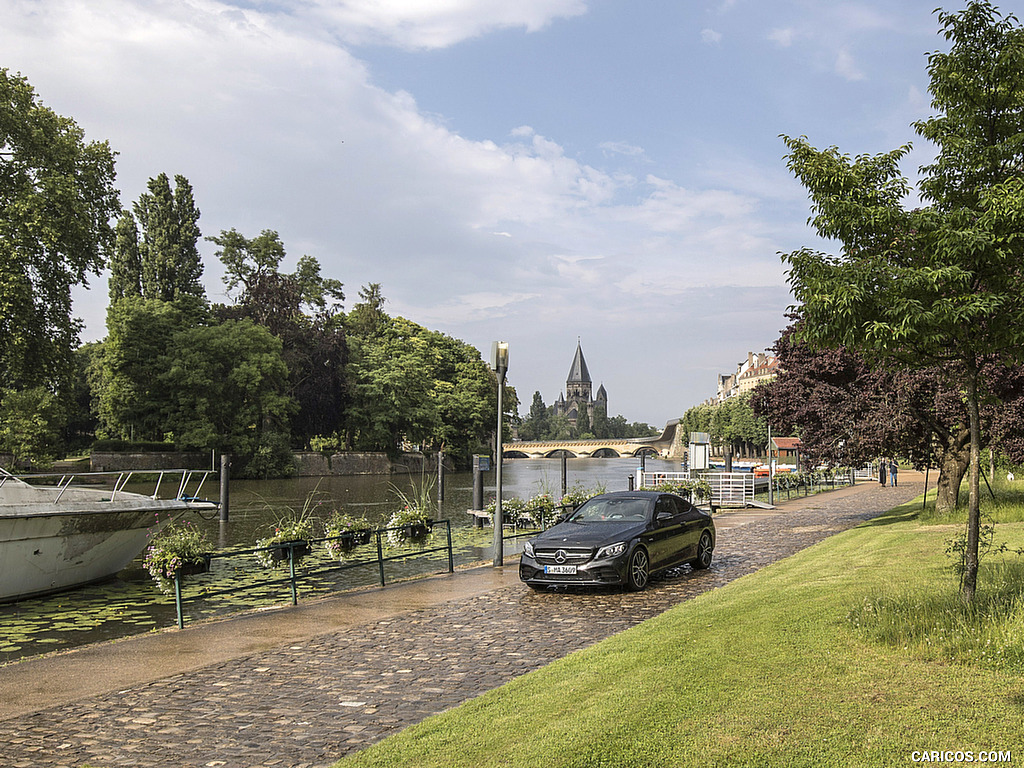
91,452,211,473
86,450,440,476
304,452,440,476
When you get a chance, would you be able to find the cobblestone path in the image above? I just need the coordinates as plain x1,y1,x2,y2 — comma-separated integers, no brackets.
0,481,921,768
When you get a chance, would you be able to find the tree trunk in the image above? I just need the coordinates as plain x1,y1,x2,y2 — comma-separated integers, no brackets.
962,373,982,603
935,442,970,515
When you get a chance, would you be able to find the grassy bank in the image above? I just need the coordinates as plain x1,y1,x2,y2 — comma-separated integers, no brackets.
336,498,1024,768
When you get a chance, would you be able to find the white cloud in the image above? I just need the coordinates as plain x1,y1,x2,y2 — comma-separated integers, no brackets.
835,47,866,81
767,27,795,47
307,0,589,49
599,141,646,159
701,28,722,44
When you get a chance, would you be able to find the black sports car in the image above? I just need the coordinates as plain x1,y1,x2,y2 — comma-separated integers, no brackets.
519,490,715,591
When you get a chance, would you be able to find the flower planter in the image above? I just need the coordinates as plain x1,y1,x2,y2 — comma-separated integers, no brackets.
177,556,211,577
270,541,311,563
336,529,373,551
401,522,432,541
351,529,373,546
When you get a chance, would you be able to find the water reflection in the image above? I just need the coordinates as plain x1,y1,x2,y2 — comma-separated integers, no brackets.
0,457,673,662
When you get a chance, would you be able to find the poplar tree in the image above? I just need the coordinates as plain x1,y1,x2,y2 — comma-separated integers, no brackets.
110,173,204,304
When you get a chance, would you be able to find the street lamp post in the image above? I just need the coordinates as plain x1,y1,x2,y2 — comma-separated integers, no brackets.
490,342,509,567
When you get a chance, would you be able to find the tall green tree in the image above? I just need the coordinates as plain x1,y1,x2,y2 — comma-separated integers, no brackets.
346,283,387,338
591,400,609,439
346,315,439,454
0,69,119,432
110,173,204,304
95,297,187,441
781,1,1024,601
160,320,293,472
208,228,344,321
575,404,592,438
209,228,347,447
519,391,551,440
344,288,504,463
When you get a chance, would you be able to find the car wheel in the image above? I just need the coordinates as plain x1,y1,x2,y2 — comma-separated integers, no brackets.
691,531,713,570
626,547,650,591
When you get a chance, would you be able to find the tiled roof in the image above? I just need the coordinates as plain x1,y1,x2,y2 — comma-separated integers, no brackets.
772,437,802,450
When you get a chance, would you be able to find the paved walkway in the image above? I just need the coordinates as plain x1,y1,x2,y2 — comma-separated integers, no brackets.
0,478,924,768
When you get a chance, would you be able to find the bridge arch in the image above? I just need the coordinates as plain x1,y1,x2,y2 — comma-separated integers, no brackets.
544,448,578,459
632,446,661,459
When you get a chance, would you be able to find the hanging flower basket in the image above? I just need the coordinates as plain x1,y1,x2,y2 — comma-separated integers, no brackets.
387,506,434,546
256,514,315,568
144,523,214,594
323,512,374,560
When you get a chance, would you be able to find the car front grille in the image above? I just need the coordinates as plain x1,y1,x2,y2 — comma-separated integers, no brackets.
534,546,594,565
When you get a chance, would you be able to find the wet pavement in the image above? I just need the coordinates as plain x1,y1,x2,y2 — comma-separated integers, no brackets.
0,478,924,768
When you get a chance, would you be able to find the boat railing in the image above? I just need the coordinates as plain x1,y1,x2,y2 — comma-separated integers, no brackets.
0,468,216,505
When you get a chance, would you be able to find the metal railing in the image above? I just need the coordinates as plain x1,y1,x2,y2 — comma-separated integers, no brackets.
635,469,759,507
167,520,454,628
498,504,574,542
768,470,855,499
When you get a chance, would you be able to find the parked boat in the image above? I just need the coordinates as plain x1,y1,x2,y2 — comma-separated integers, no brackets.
0,469,216,602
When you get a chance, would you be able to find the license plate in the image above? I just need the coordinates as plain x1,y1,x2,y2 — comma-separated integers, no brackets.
544,565,577,575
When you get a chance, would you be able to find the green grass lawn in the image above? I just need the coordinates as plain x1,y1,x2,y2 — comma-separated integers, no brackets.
335,497,1024,768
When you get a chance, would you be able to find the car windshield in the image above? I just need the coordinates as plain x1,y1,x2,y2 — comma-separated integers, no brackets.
568,497,649,523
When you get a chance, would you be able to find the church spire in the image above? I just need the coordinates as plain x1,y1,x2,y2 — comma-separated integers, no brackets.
567,339,591,384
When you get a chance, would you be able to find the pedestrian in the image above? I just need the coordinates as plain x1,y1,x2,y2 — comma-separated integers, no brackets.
889,460,898,487
879,460,887,486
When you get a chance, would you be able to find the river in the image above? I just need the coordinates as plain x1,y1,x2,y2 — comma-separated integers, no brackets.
0,457,676,663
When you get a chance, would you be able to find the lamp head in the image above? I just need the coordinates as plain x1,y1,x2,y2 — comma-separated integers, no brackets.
490,341,509,374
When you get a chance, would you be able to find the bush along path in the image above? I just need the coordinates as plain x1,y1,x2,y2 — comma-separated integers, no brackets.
0,481,922,768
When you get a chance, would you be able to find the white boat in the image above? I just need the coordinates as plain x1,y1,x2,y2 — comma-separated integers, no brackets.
0,469,216,602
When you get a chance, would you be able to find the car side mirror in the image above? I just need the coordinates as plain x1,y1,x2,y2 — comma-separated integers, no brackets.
655,511,673,526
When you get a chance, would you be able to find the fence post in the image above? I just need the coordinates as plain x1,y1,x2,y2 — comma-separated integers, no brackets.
437,449,445,503
288,545,298,606
219,454,230,522
174,572,185,629
446,521,454,574
376,530,386,586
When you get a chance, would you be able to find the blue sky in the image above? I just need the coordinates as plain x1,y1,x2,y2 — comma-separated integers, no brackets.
3,0,1014,427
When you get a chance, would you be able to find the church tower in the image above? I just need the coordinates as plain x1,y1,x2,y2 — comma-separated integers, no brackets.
554,340,605,426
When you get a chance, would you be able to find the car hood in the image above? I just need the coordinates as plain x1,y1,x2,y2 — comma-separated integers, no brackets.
531,520,647,549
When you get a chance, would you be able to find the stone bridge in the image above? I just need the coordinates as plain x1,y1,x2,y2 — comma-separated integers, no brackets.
505,419,685,460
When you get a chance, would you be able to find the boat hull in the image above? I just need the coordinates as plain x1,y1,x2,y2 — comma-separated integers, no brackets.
0,482,192,602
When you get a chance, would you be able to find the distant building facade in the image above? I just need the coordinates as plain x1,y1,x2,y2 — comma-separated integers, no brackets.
553,340,607,427
707,351,779,405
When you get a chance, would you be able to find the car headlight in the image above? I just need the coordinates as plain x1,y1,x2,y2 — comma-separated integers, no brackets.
524,540,535,558
596,541,627,559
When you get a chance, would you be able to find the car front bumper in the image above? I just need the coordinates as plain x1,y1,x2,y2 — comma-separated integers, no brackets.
518,553,628,587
